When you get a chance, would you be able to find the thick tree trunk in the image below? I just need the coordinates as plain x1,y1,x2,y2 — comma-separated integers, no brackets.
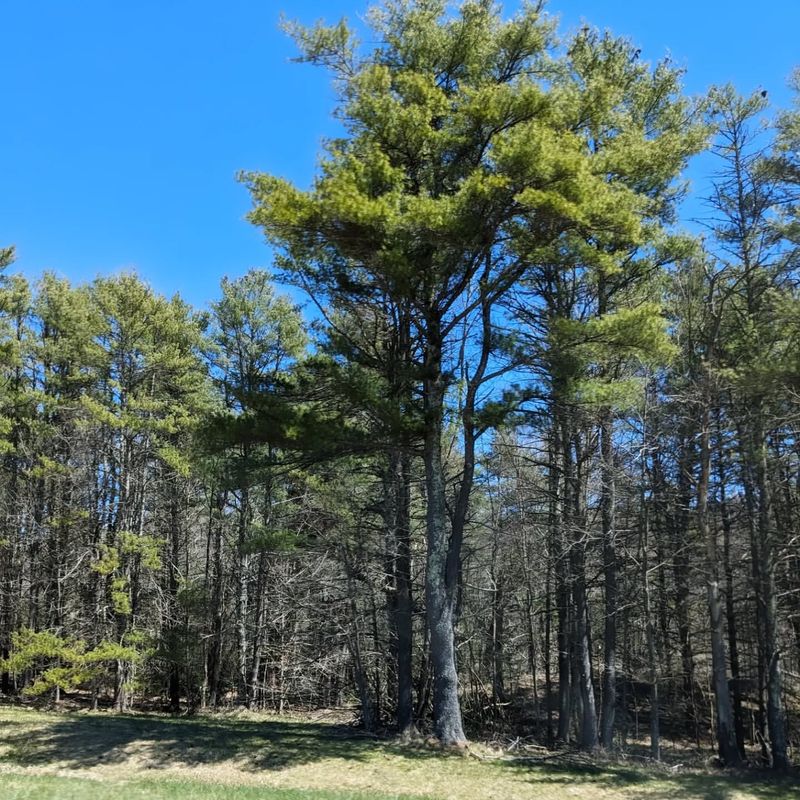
423,370,466,746
422,289,493,748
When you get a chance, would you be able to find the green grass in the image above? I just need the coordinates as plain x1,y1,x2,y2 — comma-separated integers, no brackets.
0,772,417,800
0,706,797,799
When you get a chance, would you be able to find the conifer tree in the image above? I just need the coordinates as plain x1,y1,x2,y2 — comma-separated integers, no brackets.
243,0,703,745
207,269,306,706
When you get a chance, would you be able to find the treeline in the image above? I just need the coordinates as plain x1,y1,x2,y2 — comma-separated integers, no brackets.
2,0,800,770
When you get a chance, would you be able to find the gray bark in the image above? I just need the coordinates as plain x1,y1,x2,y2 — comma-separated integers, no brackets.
698,401,741,767
599,408,617,749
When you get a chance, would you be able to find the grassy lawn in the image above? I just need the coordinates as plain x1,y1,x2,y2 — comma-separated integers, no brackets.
0,707,797,800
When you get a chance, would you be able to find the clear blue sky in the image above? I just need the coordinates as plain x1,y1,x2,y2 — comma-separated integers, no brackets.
2,1,798,308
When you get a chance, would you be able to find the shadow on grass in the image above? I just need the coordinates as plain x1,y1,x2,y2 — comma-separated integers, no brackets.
500,756,800,800
0,711,434,774
1,711,798,799
632,769,800,800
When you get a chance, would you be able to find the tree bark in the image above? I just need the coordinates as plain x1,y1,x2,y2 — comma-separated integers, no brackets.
751,413,788,769
698,399,741,767
715,415,746,758
599,407,617,749
423,368,466,746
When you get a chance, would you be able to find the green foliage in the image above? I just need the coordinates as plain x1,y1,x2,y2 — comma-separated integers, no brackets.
83,273,213,454
92,533,163,617
243,1,705,459
118,532,163,571
1,629,78,672
91,544,121,576
111,578,132,616
240,525,300,555
0,629,141,698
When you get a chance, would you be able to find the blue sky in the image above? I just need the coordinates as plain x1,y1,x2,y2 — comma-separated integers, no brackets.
2,1,799,308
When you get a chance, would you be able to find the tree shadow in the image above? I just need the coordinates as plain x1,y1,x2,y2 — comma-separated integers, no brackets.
642,771,800,800
1,711,797,800
499,757,800,800
0,712,435,774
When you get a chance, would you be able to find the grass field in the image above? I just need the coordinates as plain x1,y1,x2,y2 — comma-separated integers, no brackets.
0,707,797,800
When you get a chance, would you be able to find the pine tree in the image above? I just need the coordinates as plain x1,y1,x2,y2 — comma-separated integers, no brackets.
207,269,306,706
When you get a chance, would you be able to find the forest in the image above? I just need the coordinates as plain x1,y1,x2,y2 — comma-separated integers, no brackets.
1,0,800,781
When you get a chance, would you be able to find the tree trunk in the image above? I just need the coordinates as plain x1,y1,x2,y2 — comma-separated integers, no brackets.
674,433,696,738
698,400,741,767
386,448,415,735
642,498,660,761
570,430,598,750
552,418,572,743
599,407,617,749
715,416,746,758
168,489,182,713
751,414,788,769
423,367,466,746
236,481,250,706
207,490,226,708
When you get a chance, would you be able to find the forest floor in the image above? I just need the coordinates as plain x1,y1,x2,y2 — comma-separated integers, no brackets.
0,706,797,800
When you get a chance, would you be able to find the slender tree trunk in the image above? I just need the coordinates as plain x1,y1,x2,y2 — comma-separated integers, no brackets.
168,489,182,713
599,406,617,749
344,547,377,732
751,414,788,769
642,496,660,761
739,436,770,762
248,549,268,707
698,399,741,767
552,419,571,743
207,490,226,708
570,430,598,750
674,433,696,737
544,551,554,744
236,480,250,706
490,581,506,707
387,449,415,735
715,414,746,757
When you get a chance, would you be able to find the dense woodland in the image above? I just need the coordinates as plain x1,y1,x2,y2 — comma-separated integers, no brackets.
2,0,800,771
